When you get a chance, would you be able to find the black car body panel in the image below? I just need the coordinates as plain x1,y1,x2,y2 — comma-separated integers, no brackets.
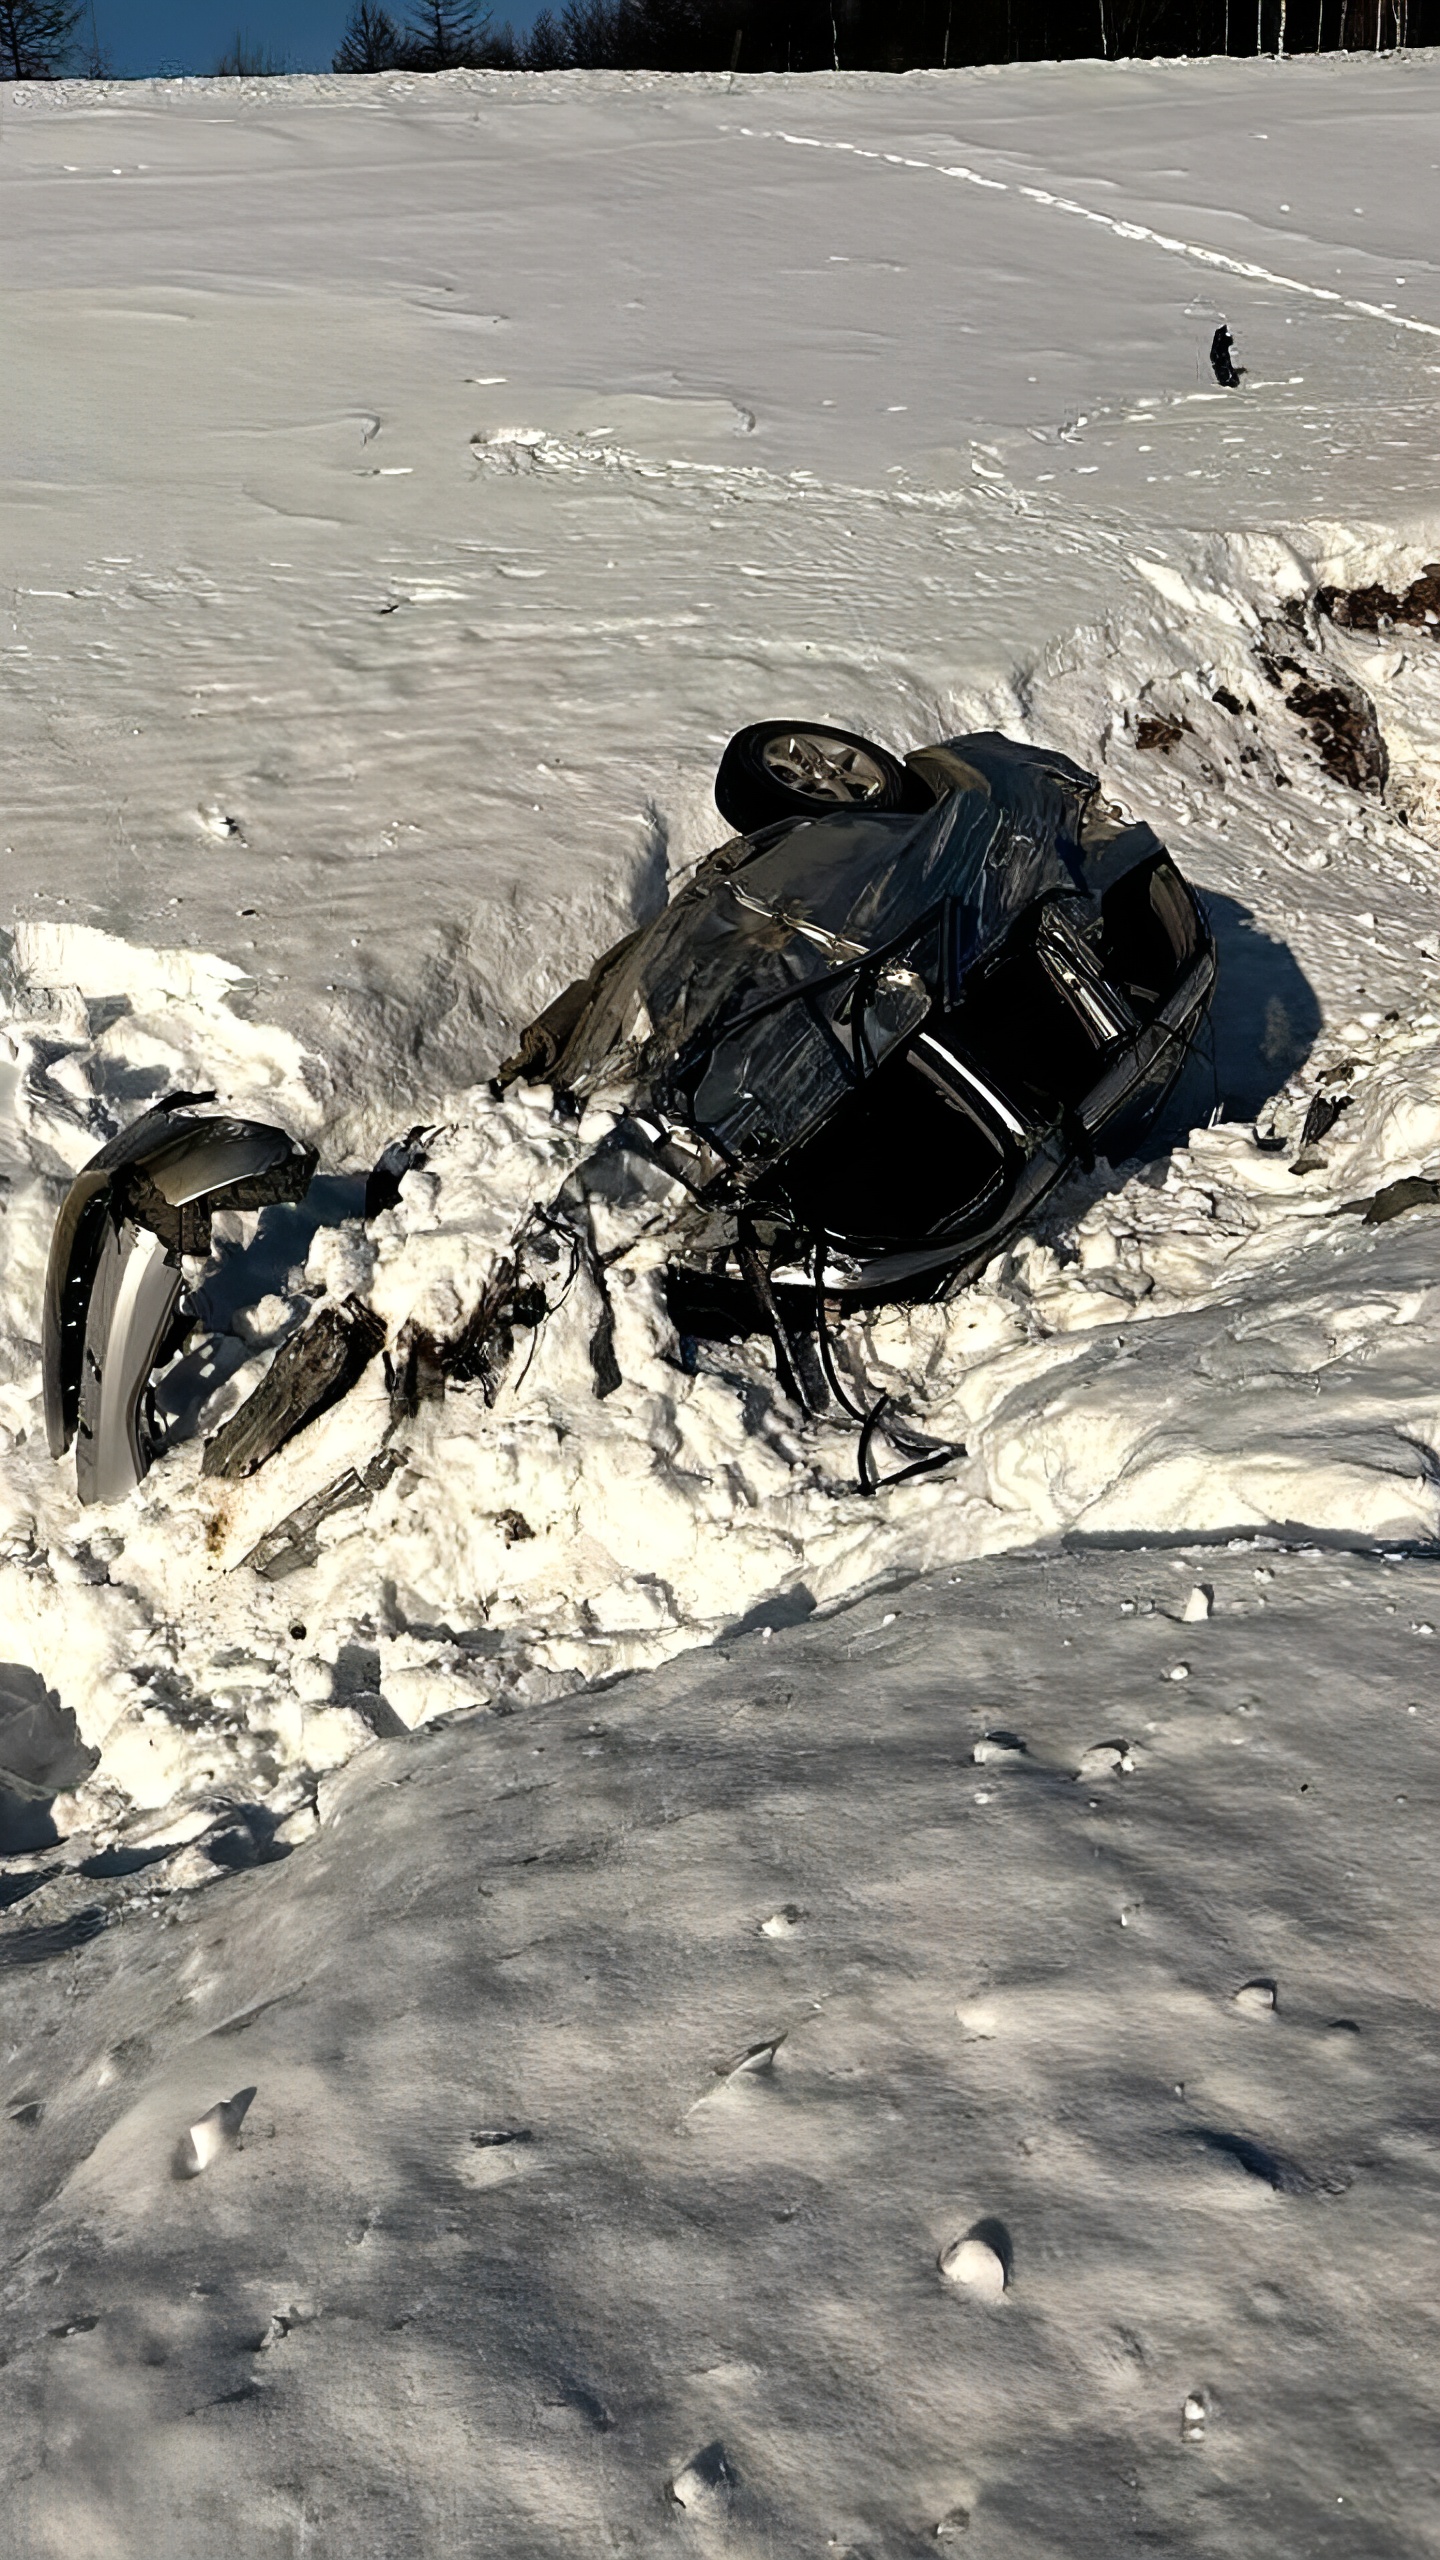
514,732,1216,1316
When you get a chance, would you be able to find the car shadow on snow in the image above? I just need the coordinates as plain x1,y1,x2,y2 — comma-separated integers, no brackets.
1147,889,1320,1152
0,1664,99,1861
149,1169,371,1453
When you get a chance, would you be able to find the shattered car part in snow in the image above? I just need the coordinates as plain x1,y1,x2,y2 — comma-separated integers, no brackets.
385,1246,549,1425
238,1448,407,1580
43,1097,317,1507
202,1295,386,1481
1347,1174,1440,1228
498,730,1217,1350
363,1122,438,1222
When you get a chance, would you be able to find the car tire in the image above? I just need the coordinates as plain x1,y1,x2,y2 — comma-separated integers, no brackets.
714,721,910,835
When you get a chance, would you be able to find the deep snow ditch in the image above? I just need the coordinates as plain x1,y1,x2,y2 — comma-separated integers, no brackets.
4,532,1440,1873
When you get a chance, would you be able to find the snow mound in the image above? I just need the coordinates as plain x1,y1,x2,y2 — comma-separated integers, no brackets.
5,564,1440,1854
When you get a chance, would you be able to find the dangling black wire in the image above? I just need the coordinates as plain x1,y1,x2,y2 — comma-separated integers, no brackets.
811,1235,966,1495
811,1236,869,1424
856,1394,965,1496
738,1215,817,1413
504,1204,582,1400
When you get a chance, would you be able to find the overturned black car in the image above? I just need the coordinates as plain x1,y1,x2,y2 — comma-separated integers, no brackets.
43,720,1214,1509
499,722,1217,1341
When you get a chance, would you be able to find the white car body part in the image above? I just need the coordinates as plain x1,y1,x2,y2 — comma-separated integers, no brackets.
43,1097,317,1507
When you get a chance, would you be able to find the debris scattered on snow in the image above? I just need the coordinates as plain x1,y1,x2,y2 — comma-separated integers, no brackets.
173,2084,256,2179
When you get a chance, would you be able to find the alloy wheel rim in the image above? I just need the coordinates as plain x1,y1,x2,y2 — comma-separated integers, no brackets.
759,733,888,803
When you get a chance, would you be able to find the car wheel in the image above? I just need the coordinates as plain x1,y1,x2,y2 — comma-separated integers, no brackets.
714,721,910,835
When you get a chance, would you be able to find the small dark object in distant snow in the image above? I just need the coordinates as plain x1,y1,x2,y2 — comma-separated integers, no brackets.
1209,325,1244,388
1212,686,1245,715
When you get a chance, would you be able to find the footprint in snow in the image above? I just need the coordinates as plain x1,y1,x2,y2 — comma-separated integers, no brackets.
1233,1978,1278,2016
173,2086,255,2180
760,1904,803,1937
686,2033,787,2120
1076,1740,1134,1781
939,2218,1013,2299
972,1730,1027,1765
460,2126,535,2189
730,2032,785,2072
1186,2127,1339,2195
955,1999,999,2040
669,2441,735,2513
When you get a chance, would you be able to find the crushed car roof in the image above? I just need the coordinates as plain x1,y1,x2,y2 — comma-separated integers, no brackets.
536,733,1169,1180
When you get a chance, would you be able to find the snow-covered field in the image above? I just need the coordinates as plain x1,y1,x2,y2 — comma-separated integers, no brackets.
2,53,1439,2555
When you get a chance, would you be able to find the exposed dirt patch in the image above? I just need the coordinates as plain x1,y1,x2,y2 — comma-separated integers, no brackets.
1284,676,1388,795
1135,712,1190,753
1315,562,1440,637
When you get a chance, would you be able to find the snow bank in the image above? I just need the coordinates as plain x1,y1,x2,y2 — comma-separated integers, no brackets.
2,1539,1436,2552
6,521,1440,1847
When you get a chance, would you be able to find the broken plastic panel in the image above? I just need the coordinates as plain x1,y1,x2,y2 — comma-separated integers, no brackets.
43,1098,317,1506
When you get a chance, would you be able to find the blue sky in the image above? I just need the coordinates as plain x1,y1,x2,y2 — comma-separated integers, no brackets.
90,0,544,78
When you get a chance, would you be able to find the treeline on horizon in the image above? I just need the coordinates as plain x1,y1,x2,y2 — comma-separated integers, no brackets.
0,0,1428,82
335,0,1430,74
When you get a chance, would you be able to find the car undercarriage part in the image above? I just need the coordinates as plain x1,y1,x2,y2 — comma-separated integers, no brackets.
43,1097,317,1507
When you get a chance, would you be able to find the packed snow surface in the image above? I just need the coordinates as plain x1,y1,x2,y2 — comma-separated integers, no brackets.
2,51,1440,2557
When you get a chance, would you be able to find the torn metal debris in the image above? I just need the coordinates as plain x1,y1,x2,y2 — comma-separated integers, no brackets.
202,1295,386,1480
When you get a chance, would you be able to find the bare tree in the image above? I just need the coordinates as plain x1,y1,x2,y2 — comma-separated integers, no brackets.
0,0,84,76
334,1,405,67
212,29,290,73
522,6,571,63
398,0,494,64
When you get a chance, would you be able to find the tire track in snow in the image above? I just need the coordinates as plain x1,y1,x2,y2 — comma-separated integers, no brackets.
739,125,1440,341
